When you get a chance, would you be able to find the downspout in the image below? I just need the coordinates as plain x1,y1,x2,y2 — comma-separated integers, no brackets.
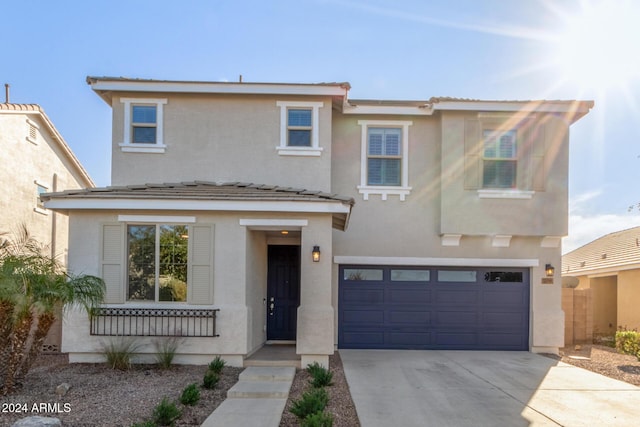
51,173,57,259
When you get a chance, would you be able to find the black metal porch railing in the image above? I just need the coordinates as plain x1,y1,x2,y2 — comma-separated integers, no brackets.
90,307,220,337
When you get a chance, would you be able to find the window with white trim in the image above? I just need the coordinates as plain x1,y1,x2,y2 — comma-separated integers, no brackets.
34,182,48,214
119,98,167,153
276,101,323,156
482,129,517,189
127,224,188,302
357,120,412,201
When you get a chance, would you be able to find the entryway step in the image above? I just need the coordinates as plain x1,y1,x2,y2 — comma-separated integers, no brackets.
239,366,296,382
227,380,292,398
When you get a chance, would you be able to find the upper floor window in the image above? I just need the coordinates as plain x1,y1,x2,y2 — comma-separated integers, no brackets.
482,129,517,189
357,120,412,201
276,101,323,156
119,98,167,153
127,224,188,302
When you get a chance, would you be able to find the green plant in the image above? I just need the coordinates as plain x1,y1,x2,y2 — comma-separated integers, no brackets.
306,362,333,388
203,370,220,389
301,411,334,427
290,388,329,419
0,225,105,394
208,355,226,374
130,421,157,427
153,337,183,369
179,383,200,406
152,398,181,426
101,337,141,370
616,328,640,360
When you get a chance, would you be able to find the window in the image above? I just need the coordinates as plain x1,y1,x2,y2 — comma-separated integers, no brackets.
127,224,188,302
483,129,517,188
34,181,48,214
437,270,477,283
357,120,412,201
119,98,167,153
367,128,401,186
343,269,383,281
276,101,323,156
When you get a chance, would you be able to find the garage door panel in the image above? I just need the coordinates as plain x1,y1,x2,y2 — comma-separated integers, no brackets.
387,288,431,304
435,289,479,304
342,309,384,325
342,288,384,304
339,265,529,350
388,310,431,325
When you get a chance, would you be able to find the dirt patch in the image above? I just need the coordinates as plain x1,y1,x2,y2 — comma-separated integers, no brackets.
0,354,241,427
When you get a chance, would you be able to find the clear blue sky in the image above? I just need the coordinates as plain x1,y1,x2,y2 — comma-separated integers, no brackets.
3,0,640,253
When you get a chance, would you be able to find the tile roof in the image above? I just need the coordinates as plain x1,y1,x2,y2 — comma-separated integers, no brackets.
562,226,640,275
40,181,355,205
86,76,351,89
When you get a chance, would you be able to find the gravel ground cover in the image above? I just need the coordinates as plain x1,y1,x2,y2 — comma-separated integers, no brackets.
2,345,638,427
0,354,241,427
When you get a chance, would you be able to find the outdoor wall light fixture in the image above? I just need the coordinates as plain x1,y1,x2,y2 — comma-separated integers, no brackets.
312,245,321,262
545,264,555,277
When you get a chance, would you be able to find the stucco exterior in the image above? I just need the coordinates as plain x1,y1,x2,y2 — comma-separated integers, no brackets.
45,77,592,365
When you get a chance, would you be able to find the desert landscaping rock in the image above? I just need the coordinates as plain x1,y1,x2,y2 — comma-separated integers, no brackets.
54,384,70,397
11,417,61,427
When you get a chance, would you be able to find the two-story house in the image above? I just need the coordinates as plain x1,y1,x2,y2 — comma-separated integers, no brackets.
0,101,95,352
43,77,592,367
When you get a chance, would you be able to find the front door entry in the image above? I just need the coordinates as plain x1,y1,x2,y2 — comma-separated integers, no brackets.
267,245,300,341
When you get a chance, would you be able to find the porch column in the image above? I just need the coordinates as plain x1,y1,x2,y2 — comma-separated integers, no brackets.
297,215,334,368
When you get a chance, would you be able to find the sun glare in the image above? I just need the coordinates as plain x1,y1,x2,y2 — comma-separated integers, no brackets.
553,1,640,92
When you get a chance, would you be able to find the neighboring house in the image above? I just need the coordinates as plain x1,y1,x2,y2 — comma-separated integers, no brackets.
42,77,593,367
562,226,640,340
0,102,95,351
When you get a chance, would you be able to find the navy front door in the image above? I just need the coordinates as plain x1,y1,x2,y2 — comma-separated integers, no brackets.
267,245,300,341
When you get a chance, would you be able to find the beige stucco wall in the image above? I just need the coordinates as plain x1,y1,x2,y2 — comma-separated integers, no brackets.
110,93,334,192
617,270,640,330
63,209,335,366
590,276,618,337
0,112,88,263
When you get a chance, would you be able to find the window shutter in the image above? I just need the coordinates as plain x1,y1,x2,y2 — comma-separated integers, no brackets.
188,225,214,305
101,223,124,304
531,125,546,191
464,119,481,189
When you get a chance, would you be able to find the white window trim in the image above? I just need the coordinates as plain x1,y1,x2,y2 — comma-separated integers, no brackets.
118,215,196,223
26,118,39,145
477,189,535,199
357,120,412,201
276,101,324,156
119,98,167,153
34,180,48,215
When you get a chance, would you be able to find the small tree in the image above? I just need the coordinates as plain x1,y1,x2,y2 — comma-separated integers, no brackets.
0,225,105,394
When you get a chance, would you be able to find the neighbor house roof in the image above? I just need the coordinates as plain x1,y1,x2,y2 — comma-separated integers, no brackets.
562,226,640,276
42,181,355,231
0,103,95,187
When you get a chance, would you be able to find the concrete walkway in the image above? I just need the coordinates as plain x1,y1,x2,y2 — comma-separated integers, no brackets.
201,366,295,427
341,350,640,427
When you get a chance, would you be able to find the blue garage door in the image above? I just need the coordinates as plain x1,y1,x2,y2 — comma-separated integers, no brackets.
338,266,529,350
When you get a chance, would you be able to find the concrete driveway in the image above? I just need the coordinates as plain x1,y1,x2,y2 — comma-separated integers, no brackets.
340,350,640,427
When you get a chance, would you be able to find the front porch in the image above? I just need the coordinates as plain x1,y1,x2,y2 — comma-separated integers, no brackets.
244,344,301,368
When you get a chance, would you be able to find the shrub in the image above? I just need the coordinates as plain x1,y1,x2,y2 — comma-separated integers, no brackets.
306,362,333,388
101,338,141,370
179,383,200,406
208,355,226,374
203,370,220,389
152,398,181,426
615,328,640,360
130,421,156,427
302,411,334,427
153,337,182,369
290,388,329,419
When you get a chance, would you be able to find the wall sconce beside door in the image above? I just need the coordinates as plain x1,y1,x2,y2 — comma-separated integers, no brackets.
312,245,321,262
545,264,555,277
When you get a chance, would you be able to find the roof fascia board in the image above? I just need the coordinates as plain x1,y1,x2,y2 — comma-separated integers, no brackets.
89,80,348,97
433,100,593,114
342,104,433,115
564,262,640,278
333,256,539,267
43,198,351,214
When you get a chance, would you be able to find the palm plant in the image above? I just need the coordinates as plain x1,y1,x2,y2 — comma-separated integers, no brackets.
0,225,105,394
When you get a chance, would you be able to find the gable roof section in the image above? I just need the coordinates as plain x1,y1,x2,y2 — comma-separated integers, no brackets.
0,103,95,187
562,226,640,276
42,181,355,231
